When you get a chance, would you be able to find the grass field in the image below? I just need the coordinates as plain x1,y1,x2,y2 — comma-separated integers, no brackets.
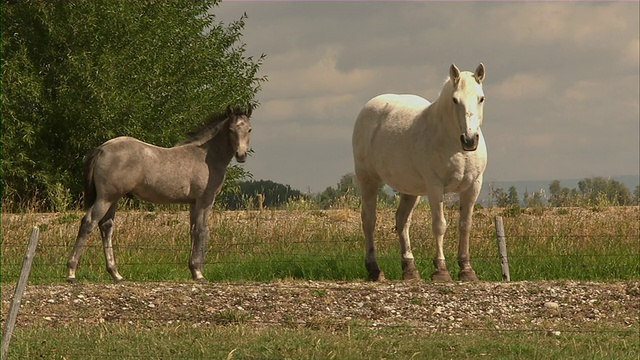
1,206,639,359
1,206,638,283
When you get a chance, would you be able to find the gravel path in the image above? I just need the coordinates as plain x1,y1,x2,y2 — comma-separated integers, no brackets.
2,280,638,334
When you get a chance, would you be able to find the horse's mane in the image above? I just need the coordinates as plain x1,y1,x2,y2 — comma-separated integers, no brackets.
177,107,249,147
177,112,229,146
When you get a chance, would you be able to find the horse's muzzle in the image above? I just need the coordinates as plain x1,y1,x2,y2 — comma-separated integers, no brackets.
236,153,247,163
460,134,479,152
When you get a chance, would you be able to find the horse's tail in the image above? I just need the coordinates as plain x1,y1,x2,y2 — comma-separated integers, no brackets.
83,147,101,210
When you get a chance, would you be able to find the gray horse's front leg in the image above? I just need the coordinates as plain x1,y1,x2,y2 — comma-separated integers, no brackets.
189,204,210,281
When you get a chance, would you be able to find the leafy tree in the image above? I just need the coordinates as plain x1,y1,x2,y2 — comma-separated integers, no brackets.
548,180,573,207
2,0,265,211
577,177,632,206
492,187,508,208
507,186,519,206
523,190,544,208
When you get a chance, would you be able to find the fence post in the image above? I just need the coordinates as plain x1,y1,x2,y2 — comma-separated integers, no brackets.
494,216,510,281
1,226,40,360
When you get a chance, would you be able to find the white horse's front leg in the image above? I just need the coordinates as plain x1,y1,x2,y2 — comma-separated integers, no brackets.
428,194,452,281
457,181,481,281
395,194,421,280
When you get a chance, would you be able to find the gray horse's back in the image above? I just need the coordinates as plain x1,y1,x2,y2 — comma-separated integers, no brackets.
89,137,205,204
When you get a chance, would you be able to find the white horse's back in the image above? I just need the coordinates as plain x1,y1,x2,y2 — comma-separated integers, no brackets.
353,94,439,195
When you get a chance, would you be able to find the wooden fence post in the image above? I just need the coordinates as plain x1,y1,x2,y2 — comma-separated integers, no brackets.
257,194,264,211
1,226,40,360
494,216,510,281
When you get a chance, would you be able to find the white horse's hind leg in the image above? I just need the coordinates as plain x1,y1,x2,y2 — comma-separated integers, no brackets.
457,182,481,281
99,203,124,282
358,174,385,281
395,194,421,280
427,193,452,281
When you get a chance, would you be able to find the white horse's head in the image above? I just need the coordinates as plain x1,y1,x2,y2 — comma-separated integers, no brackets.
227,105,253,163
447,63,485,151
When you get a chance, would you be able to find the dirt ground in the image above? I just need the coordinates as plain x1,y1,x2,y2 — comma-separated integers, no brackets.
2,280,638,333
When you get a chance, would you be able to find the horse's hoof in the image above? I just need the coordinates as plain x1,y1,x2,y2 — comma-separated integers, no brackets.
431,270,452,282
458,269,478,282
402,260,421,281
365,261,386,281
368,271,386,282
114,277,125,283
67,277,77,284
194,276,208,283
402,268,421,281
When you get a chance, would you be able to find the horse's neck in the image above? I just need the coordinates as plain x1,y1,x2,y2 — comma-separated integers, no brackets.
204,131,234,164
424,99,459,141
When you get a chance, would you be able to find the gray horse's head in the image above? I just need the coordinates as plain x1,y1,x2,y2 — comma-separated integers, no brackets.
448,63,485,152
227,105,253,163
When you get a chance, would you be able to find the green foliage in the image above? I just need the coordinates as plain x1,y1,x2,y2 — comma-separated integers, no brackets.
577,177,633,206
1,0,265,211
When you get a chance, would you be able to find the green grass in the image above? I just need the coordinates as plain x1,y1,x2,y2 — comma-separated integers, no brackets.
4,322,638,360
1,207,638,283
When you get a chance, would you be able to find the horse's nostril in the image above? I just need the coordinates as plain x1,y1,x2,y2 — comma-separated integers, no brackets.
460,134,479,151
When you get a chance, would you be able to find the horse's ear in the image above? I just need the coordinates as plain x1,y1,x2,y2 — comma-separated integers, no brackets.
474,63,486,83
246,103,253,117
226,105,234,117
449,63,461,83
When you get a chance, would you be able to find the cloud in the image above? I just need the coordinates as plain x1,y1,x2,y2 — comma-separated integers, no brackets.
493,73,553,101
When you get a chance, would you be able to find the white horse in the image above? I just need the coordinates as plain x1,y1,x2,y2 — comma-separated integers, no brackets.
352,63,487,281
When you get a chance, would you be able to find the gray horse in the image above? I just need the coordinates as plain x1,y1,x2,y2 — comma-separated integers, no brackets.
67,105,253,282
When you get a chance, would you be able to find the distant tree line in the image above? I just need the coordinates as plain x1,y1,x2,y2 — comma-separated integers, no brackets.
217,180,306,210
221,175,638,210
218,173,397,210
490,177,638,208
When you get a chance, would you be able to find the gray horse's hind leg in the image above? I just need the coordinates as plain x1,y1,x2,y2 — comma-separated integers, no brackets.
67,199,114,282
99,202,124,282
188,203,211,281
357,174,385,281
395,194,421,280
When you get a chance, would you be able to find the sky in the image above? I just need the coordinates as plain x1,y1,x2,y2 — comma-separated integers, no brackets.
214,1,639,194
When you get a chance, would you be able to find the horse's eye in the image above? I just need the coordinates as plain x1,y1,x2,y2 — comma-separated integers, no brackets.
479,96,485,103
452,97,459,104
248,128,252,133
